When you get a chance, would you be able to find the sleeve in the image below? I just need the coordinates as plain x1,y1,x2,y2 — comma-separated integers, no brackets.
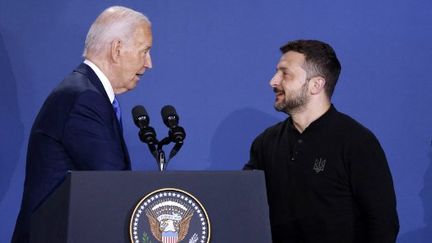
243,133,264,170
62,91,128,170
348,133,399,242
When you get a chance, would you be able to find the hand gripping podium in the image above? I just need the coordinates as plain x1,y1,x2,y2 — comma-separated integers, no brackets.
30,171,272,243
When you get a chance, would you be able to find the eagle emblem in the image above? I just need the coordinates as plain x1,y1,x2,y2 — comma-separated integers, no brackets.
130,188,210,243
146,201,194,243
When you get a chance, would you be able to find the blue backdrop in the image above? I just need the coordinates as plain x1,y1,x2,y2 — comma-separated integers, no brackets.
1,0,431,242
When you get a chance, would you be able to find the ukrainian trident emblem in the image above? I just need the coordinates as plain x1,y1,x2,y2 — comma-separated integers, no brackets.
313,158,326,173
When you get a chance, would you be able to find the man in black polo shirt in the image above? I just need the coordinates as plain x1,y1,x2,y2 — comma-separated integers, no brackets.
244,40,399,242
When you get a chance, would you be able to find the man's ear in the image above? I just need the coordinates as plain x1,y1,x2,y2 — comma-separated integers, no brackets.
110,39,122,62
309,76,326,95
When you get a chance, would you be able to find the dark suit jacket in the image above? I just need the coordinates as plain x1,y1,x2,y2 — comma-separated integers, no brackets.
12,63,131,242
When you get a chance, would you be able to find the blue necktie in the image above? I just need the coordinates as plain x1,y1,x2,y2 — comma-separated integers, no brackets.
112,97,122,130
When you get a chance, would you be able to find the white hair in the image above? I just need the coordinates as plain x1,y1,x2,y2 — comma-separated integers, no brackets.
82,6,151,57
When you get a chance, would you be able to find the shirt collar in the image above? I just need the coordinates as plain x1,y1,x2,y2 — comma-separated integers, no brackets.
287,104,336,133
83,59,115,103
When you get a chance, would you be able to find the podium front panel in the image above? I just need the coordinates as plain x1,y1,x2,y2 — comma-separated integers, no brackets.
31,171,271,243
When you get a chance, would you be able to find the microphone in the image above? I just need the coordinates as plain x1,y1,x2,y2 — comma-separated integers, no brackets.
161,105,186,143
132,105,157,145
161,105,179,127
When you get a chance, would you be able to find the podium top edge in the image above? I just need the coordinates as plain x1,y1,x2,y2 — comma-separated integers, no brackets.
67,170,264,175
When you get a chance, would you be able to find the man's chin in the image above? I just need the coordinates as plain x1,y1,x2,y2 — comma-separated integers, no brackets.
127,81,139,90
274,103,286,112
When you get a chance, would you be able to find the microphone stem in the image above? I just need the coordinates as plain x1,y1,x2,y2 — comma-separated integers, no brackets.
157,149,167,171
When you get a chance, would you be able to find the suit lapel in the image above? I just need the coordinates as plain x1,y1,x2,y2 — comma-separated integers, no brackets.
74,63,131,168
74,63,110,101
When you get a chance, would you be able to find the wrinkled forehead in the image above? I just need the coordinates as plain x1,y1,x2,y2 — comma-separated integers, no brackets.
132,22,153,47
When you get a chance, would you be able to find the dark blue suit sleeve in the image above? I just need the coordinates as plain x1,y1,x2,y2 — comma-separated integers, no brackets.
62,91,128,170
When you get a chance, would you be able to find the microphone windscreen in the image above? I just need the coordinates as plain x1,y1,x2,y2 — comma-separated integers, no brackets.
161,105,179,127
132,105,149,127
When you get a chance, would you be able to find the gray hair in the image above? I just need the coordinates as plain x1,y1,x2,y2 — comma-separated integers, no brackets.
82,6,151,57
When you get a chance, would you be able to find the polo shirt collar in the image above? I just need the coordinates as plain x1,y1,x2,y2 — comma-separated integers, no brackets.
287,104,336,133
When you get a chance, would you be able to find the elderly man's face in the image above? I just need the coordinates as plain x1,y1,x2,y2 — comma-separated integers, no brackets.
115,23,152,93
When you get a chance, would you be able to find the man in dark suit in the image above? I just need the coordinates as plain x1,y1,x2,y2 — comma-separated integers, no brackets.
12,6,153,242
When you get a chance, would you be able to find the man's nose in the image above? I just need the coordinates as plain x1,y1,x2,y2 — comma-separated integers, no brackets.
269,72,281,87
145,52,152,69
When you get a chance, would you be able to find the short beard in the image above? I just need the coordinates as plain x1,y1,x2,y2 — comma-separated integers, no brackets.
274,81,309,114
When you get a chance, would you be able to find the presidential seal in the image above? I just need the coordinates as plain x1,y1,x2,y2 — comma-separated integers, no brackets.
130,188,211,243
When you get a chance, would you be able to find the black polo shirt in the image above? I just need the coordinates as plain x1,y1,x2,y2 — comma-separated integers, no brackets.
244,105,399,243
